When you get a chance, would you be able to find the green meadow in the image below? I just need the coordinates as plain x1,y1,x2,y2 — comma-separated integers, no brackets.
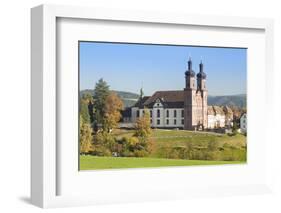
80,129,246,170
80,155,244,170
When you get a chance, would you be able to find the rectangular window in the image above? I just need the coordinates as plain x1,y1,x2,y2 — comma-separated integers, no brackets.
166,110,169,117
157,119,160,125
166,119,169,125
157,109,160,118
181,119,184,125
136,110,139,117
174,110,177,117
181,110,184,117
174,119,177,125
150,110,152,118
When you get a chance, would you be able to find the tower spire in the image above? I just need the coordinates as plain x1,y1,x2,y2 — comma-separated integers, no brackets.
199,60,203,72
185,56,195,90
139,82,144,99
188,57,192,70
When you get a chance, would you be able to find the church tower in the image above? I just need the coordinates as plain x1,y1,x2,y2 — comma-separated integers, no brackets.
184,58,196,130
196,61,208,129
185,58,196,90
197,61,207,90
184,58,208,130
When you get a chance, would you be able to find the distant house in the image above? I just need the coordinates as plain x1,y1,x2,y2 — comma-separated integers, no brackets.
207,106,226,129
222,106,234,127
240,113,247,133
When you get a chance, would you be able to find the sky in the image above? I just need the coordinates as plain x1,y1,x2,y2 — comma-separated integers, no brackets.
79,42,247,96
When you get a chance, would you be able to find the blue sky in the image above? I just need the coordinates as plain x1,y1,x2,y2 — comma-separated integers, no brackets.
79,42,246,96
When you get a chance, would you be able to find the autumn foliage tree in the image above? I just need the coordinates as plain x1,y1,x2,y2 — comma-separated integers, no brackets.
80,98,91,124
134,108,152,138
103,91,124,132
80,115,93,154
133,108,152,155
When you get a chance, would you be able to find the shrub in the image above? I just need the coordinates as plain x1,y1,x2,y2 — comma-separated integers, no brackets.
155,146,171,159
92,132,116,156
121,150,135,157
207,138,219,151
134,150,148,157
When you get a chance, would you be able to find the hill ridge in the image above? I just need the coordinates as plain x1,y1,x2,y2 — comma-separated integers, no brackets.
80,89,246,108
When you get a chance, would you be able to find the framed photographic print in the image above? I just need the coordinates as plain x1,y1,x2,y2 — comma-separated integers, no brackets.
31,4,274,208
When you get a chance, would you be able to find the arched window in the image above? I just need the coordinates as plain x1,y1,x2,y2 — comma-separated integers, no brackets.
157,109,160,118
166,110,169,117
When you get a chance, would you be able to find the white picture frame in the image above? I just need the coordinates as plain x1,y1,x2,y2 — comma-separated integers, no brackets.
31,4,274,208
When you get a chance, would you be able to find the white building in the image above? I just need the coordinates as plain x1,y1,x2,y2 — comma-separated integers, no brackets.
128,91,226,130
207,106,226,129
222,105,234,127
131,91,185,129
240,113,247,133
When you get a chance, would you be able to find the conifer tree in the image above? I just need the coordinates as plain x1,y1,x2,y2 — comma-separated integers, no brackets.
93,78,110,124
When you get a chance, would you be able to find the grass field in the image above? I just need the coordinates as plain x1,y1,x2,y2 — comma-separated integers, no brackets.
112,129,246,155
80,155,245,170
80,129,246,170
112,129,246,148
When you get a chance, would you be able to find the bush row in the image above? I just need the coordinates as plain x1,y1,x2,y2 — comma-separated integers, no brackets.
155,141,246,161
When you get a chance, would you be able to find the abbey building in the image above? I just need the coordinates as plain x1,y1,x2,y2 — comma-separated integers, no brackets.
127,58,229,130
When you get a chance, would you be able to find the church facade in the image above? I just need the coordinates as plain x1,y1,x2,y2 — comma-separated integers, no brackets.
129,58,226,130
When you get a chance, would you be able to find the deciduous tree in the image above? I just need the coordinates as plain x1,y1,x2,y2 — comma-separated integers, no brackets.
80,115,93,154
80,98,91,124
104,91,124,132
134,108,152,138
134,108,152,153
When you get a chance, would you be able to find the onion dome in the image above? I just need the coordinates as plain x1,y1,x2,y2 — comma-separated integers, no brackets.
185,57,195,77
197,61,207,79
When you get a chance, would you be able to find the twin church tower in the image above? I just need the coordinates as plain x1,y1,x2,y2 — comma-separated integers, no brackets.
130,57,208,131
184,58,208,130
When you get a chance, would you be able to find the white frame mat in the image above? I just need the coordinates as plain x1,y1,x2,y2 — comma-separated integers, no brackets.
31,4,274,208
